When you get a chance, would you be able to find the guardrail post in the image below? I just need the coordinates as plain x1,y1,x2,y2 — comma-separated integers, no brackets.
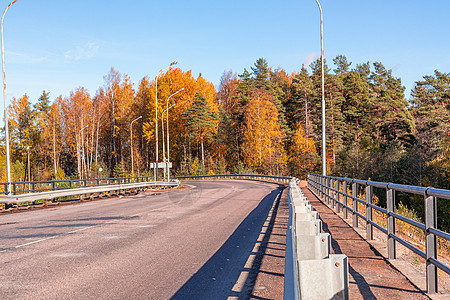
331,179,336,208
326,178,330,204
425,193,438,293
319,176,323,199
387,186,396,259
343,181,348,219
366,185,373,240
12,183,16,195
336,180,341,213
352,182,358,227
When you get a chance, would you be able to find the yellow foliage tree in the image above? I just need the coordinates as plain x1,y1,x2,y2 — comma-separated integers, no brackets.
242,88,284,174
288,125,319,179
143,68,218,171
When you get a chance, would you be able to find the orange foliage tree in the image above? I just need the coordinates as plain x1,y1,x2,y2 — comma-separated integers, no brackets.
242,88,285,174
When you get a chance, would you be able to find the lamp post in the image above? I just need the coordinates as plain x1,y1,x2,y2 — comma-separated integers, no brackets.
2,0,19,195
25,145,31,192
154,61,177,181
79,125,88,179
315,0,326,176
166,88,184,181
161,103,175,181
130,115,142,177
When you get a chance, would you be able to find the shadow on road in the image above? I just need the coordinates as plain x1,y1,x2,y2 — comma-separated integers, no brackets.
170,185,285,300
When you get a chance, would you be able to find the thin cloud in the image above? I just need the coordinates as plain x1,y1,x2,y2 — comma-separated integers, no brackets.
64,42,100,62
303,52,320,68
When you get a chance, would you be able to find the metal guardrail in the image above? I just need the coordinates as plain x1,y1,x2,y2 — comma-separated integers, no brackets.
308,173,450,294
0,176,154,195
288,178,348,299
0,178,180,205
174,174,292,182
285,178,301,300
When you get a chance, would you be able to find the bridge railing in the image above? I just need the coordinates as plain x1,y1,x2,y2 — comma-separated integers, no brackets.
287,178,348,299
308,173,450,294
174,174,292,182
0,176,154,195
0,176,179,206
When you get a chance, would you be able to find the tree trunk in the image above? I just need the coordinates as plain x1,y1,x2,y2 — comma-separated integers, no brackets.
201,131,205,167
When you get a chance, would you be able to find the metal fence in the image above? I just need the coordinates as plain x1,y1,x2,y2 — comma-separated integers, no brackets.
1,176,154,195
0,176,179,206
308,173,450,294
174,174,293,182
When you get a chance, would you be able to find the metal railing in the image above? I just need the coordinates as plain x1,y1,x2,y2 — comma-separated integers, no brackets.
174,174,292,182
285,178,301,300
308,173,450,294
1,176,154,195
0,176,179,206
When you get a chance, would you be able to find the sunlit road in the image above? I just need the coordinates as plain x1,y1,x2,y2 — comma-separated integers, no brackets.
0,180,284,299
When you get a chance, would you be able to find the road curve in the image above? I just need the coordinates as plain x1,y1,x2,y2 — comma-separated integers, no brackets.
0,180,284,299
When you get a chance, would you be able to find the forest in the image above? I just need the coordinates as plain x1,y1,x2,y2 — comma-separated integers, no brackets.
1,56,449,229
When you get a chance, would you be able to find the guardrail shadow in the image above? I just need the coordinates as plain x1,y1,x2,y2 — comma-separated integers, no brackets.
170,185,286,300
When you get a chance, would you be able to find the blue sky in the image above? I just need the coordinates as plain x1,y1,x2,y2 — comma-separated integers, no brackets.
2,0,450,111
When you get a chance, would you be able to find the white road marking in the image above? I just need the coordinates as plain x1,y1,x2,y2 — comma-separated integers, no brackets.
0,220,118,253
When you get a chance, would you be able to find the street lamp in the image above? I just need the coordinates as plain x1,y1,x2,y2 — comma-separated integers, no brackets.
2,0,19,195
154,61,177,181
166,88,184,181
79,125,88,179
130,115,142,177
25,145,31,192
161,103,175,181
315,0,326,176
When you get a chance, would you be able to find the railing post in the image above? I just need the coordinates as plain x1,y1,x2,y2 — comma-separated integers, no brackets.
336,180,341,213
322,176,326,201
326,177,330,204
366,184,373,240
425,193,438,293
331,179,336,208
343,181,348,219
387,186,396,259
12,183,16,195
352,182,358,227
319,176,323,200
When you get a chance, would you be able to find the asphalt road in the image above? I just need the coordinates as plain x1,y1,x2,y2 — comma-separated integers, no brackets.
0,180,284,300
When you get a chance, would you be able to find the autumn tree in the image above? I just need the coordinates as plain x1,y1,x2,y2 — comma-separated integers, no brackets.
242,88,284,174
288,125,319,179
182,92,218,168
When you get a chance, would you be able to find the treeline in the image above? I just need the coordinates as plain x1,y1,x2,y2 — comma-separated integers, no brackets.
0,56,449,227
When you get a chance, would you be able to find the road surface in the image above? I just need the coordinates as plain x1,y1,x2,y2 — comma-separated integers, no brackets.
0,180,284,299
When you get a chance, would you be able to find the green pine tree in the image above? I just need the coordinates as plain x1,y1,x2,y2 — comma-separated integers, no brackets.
182,92,218,167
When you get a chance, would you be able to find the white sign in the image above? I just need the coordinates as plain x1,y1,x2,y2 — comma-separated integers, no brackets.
150,162,173,169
